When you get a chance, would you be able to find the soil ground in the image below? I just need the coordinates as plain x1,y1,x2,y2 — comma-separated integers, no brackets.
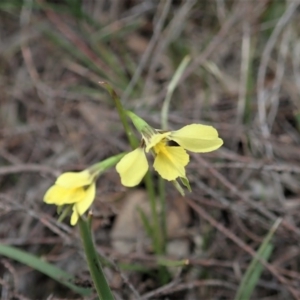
1,1,300,299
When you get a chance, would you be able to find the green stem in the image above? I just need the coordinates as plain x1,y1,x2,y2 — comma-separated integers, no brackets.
144,171,162,254
102,82,161,254
78,218,114,300
90,153,126,176
158,177,167,253
102,82,167,282
100,82,137,148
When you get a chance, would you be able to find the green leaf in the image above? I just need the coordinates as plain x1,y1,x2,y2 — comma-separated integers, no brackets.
234,218,281,300
0,244,92,296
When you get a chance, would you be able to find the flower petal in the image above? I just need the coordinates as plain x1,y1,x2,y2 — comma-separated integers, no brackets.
43,185,85,205
170,124,223,153
72,183,96,225
56,170,93,188
116,148,148,187
153,146,189,181
70,209,79,226
145,132,170,152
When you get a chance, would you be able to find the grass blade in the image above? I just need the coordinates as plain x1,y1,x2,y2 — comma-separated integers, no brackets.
161,55,191,130
0,244,92,296
234,218,282,300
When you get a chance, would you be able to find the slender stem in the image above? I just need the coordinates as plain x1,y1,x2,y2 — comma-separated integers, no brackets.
100,82,137,148
102,82,161,254
78,218,114,300
144,171,162,254
90,153,126,176
158,177,166,253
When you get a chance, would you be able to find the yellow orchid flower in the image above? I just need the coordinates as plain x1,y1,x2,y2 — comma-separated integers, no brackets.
43,153,125,225
44,170,96,225
116,119,223,188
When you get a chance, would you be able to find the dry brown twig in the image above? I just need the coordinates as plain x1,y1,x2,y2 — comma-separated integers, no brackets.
142,0,196,98
211,161,300,174
0,164,59,177
194,155,300,237
185,198,300,300
256,0,300,158
122,0,172,103
140,279,236,299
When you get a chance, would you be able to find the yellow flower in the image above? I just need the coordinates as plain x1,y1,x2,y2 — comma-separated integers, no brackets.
116,124,223,187
44,170,96,225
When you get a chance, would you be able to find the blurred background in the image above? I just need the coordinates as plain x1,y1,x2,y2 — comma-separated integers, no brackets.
1,0,300,299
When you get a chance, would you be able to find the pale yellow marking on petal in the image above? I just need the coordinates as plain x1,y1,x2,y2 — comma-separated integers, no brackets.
43,185,85,205
116,148,148,187
56,170,93,188
145,132,170,152
153,146,189,181
170,124,223,153
73,183,96,218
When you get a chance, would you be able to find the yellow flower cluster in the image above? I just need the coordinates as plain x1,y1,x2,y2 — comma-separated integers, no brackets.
43,112,223,226
43,154,124,226
116,124,223,187
44,170,96,226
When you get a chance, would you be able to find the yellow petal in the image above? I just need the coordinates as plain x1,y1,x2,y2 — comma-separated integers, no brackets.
153,146,189,181
56,170,93,188
44,185,85,205
70,209,79,226
145,132,170,152
116,148,148,187
170,124,223,153
72,183,96,224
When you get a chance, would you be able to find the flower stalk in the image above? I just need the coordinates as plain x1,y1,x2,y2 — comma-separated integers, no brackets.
78,217,114,300
101,83,163,255
100,82,138,149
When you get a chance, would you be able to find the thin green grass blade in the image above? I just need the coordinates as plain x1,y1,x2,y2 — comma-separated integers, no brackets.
158,55,191,258
44,30,109,80
161,55,191,130
238,243,273,300
234,218,282,300
137,206,153,238
0,244,92,296
66,85,107,101
119,263,150,272
157,258,189,268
